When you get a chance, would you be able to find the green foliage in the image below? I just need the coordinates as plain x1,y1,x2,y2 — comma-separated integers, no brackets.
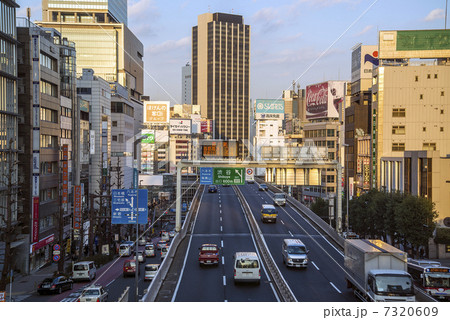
310,197,329,220
435,228,450,245
349,190,437,249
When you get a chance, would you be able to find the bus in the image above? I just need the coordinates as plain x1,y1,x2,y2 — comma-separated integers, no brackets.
407,259,450,301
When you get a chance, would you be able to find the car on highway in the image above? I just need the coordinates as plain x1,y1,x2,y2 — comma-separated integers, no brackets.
138,238,147,246
144,243,156,257
258,183,268,191
169,230,176,238
208,185,218,193
273,193,286,206
198,243,220,266
161,230,170,241
144,264,160,281
157,239,168,250
282,238,309,268
247,179,255,184
260,204,278,223
233,252,261,285
78,285,108,302
37,276,73,295
134,251,145,263
123,259,138,277
161,246,169,260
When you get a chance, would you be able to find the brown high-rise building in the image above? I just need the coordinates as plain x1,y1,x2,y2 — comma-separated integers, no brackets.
192,13,250,157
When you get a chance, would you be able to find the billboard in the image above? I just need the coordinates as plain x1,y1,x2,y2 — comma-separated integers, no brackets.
351,45,378,83
306,81,345,120
142,129,155,144
255,99,285,120
201,140,238,158
144,101,170,123
169,119,192,135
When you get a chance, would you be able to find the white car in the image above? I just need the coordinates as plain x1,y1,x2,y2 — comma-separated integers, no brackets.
168,230,176,238
138,238,147,246
134,251,145,263
79,285,108,302
144,264,160,281
145,244,155,257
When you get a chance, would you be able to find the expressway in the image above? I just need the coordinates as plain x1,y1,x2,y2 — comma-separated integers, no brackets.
171,184,358,302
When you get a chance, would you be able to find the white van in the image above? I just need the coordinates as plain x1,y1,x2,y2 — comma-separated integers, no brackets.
282,239,309,267
119,243,132,256
72,261,96,281
233,252,261,285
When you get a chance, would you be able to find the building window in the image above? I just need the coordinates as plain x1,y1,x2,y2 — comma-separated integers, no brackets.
77,87,91,94
415,76,418,82
392,143,405,151
446,245,450,253
392,126,405,135
441,109,444,114
112,121,117,127
393,108,406,117
440,127,444,132
441,91,444,96
435,74,438,79
40,53,57,71
40,80,58,97
112,135,117,141
423,143,436,151
427,74,431,79
40,107,58,123
40,134,58,148
420,94,423,100
327,129,335,137
423,127,426,132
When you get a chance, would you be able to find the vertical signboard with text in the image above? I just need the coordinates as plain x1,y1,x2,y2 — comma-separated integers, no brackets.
143,101,170,123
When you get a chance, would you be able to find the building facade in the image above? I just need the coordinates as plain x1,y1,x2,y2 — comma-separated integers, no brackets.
0,0,19,277
372,30,450,233
182,63,191,105
192,13,250,158
39,0,143,101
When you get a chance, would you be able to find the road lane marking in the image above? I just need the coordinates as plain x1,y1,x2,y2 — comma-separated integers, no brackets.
223,276,226,286
220,226,223,232
288,231,293,237
330,282,342,294
220,210,222,214
222,256,225,265
280,220,285,225
221,240,224,247
311,261,319,270
220,217,222,222
106,279,115,287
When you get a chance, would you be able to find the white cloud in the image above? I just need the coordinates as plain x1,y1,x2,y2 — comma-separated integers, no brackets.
354,25,373,37
129,0,158,19
424,9,444,22
146,36,190,55
252,7,284,32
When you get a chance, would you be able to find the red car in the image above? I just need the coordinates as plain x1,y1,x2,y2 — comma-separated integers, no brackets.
198,243,220,266
123,259,138,277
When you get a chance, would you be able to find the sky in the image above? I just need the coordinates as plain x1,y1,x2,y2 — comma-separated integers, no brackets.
17,0,449,105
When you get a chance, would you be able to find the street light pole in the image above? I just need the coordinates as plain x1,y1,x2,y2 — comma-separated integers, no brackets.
342,143,349,234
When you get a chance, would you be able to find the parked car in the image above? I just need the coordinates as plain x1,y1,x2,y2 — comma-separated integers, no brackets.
123,259,138,277
144,243,156,257
78,285,108,302
198,243,220,266
258,183,268,191
134,251,145,263
208,185,218,193
37,276,73,295
144,264,160,281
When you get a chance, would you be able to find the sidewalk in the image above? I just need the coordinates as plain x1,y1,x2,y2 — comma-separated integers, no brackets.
3,259,72,301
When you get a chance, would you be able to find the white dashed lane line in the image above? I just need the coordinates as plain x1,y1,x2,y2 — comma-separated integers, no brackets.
311,261,320,270
330,282,342,294
223,276,227,286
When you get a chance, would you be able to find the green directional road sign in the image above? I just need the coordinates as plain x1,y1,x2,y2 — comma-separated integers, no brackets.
213,167,245,185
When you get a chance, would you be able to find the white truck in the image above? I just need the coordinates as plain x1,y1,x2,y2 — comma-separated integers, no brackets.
344,239,416,302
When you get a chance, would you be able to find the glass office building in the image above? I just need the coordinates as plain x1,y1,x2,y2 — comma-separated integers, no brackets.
43,0,127,25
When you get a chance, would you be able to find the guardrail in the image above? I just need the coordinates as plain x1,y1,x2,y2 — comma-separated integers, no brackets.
234,185,297,302
141,185,204,302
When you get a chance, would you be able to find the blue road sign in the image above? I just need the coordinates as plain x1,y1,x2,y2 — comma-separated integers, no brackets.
111,189,149,224
53,255,60,262
200,167,213,185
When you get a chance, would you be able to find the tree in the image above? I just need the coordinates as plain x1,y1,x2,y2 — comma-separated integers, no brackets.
0,139,19,291
394,194,437,257
310,197,330,224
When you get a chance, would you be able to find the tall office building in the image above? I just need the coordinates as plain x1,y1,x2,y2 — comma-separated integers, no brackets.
39,0,143,100
192,13,250,158
182,63,191,104
0,0,19,278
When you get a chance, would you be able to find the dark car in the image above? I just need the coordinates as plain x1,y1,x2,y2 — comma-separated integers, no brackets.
208,185,218,193
259,183,268,191
37,276,73,295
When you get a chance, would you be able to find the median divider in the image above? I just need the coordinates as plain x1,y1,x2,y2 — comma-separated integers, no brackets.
234,185,297,302
141,185,204,302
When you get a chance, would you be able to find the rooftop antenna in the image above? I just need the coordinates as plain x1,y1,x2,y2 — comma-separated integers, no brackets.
27,7,31,21
445,0,448,29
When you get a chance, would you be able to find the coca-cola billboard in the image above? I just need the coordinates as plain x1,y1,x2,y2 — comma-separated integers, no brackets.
306,81,345,119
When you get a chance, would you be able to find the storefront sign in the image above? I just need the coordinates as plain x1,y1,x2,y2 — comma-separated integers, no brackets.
30,234,55,253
